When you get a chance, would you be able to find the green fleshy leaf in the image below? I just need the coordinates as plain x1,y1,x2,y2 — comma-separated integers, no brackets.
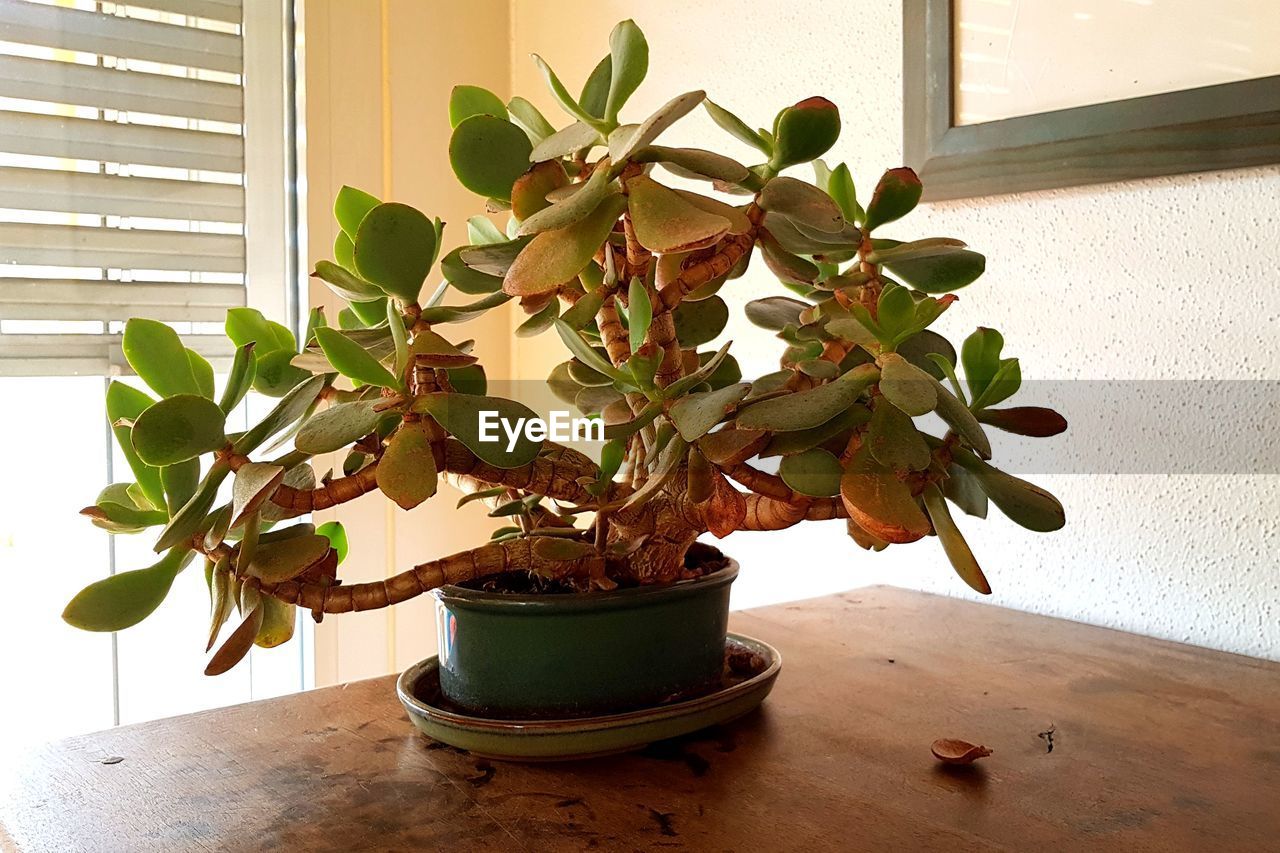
353,202,437,304
160,458,199,517
878,352,937,416
334,185,380,238
943,463,988,519
627,175,729,253
608,90,705,164
517,163,613,236
80,500,168,534
923,485,991,594
579,54,612,119
63,547,192,632
825,162,865,224
760,405,869,458
449,84,507,127
673,295,729,347
122,318,199,398
311,260,384,302
316,520,348,565
413,393,542,469
931,375,991,458
515,298,559,338
736,363,878,432
759,176,844,234
511,160,570,222
377,421,438,510
605,19,648,121
106,382,165,510
531,54,602,128
627,278,652,352
504,194,627,296
246,534,332,583
839,446,930,543
866,400,931,472
186,349,214,399
553,320,628,384
884,248,986,293
634,145,750,184
744,296,808,331
529,121,602,162
559,285,607,330
449,114,534,201
703,99,771,154
225,307,294,354
758,231,819,285
971,358,1022,411
232,376,327,456
441,246,504,296
897,330,956,381
315,327,400,389
956,453,1065,533
779,447,843,497
961,327,1004,403
507,96,556,144
770,97,841,169
253,349,310,398
218,342,257,414
863,167,922,232
415,291,512,325
669,382,750,441
230,462,285,528
131,394,227,467
254,597,296,649
295,400,383,454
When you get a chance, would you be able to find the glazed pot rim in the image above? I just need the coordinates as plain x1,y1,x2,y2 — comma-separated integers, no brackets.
432,557,739,613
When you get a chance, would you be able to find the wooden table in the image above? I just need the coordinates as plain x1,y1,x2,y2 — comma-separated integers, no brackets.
3,587,1278,851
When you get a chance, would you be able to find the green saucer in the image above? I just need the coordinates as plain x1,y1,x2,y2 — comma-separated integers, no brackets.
396,633,781,761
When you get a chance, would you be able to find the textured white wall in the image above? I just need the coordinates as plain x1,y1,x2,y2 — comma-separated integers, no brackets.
510,1,1280,659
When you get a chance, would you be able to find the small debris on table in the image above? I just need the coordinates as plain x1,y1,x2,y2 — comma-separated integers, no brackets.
99,756,124,765
1038,724,1056,753
466,760,495,787
930,738,992,765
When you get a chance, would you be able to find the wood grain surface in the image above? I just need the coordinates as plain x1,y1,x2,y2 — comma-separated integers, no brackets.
2,587,1278,851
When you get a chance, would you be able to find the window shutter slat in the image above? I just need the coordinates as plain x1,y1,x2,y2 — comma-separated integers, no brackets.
0,111,243,172
0,167,244,222
124,0,243,26
0,54,242,123
0,333,236,377
0,280,245,322
0,222,244,272
0,0,242,74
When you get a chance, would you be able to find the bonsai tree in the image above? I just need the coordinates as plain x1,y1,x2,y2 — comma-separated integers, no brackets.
64,20,1065,675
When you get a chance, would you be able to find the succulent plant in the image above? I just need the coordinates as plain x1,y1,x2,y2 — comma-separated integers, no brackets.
64,20,1066,674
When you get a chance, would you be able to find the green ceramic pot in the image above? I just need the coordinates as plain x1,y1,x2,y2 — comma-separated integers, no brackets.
432,560,738,717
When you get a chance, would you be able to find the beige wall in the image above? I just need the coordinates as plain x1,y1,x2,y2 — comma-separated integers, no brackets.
303,0,511,684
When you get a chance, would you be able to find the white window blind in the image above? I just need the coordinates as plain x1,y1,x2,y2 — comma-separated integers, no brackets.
0,0,296,376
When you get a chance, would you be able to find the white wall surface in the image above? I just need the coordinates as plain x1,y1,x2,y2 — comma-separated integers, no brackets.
508,1,1280,659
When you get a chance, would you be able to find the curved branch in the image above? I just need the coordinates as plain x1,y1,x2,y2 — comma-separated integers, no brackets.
255,536,606,613
738,494,807,531
271,463,380,513
720,462,799,502
438,439,604,506
736,495,846,531
656,207,761,310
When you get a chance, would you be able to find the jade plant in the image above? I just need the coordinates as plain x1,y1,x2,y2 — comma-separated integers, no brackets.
64,21,1065,674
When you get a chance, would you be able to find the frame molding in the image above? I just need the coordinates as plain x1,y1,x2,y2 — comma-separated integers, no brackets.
903,0,1280,201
